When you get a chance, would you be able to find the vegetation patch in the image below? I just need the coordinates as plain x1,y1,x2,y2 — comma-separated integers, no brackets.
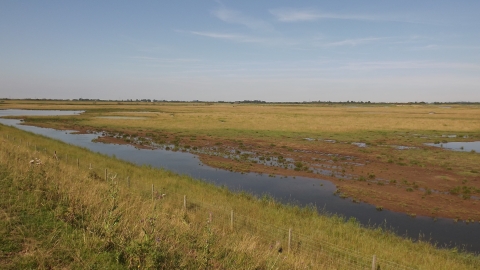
1,124,480,268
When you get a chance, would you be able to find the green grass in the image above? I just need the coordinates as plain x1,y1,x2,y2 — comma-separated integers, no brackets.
5,101,480,179
0,160,124,269
1,123,480,269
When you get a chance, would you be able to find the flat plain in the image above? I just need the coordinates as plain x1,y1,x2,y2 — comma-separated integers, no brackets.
2,100,480,221
2,114,480,269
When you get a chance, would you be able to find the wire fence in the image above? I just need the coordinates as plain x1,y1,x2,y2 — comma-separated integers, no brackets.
3,134,419,269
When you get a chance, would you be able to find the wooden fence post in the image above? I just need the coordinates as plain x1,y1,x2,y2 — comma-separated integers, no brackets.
372,254,376,270
105,169,107,181
152,184,154,201
183,195,186,210
230,210,234,230
288,228,292,254
77,158,79,168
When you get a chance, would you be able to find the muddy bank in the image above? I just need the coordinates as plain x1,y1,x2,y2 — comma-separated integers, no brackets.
17,118,480,221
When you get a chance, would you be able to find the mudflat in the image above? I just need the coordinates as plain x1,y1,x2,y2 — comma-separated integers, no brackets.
3,100,480,220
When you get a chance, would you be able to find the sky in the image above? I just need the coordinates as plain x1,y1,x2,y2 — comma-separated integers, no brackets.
1,0,479,102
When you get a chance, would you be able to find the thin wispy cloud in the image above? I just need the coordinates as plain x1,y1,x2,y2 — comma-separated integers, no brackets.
3,1,478,101
409,44,439,51
270,8,379,22
340,61,480,71
212,7,273,31
190,31,266,43
410,44,480,51
130,57,201,63
313,36,430,49
321,37,391,47
188,31,301,47
269,8,424,24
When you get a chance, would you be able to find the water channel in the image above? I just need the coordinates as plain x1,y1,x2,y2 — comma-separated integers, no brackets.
1,109,479,253
426,141,480,153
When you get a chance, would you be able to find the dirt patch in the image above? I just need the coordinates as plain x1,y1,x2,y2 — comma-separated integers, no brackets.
18,120,480,221
199,150,480,220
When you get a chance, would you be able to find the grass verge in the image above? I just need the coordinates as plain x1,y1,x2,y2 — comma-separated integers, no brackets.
1,124,479,269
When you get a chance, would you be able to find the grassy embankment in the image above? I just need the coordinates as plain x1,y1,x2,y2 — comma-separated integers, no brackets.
2,100,480,220
1,122,480,268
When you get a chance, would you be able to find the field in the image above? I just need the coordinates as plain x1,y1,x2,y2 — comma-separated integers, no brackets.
2,100,480,221
1,122,480,269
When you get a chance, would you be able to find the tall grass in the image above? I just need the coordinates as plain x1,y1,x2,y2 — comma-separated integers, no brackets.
1,124,479,269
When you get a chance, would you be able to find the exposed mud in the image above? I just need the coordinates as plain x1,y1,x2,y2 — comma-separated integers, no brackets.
18,120,480,221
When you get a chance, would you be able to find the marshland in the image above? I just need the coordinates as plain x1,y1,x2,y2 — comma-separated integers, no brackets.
1,99,480,269
3,1,480,268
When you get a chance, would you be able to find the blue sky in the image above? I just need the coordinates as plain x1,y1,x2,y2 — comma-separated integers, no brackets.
1,1,479,102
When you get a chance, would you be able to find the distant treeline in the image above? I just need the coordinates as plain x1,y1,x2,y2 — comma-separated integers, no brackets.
1,98,479,105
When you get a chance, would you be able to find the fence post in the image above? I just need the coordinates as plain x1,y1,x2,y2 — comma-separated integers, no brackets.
230,210,234,230
105,169,107,181
183,195,186,210
152,184,154,201
77,158,79,168
288,228,292,254
372,254,376,270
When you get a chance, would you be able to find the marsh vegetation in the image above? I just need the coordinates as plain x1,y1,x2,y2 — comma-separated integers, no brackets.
3,100,480,221
1,123,479,269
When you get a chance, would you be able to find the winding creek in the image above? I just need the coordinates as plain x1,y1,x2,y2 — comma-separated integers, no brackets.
1,109,480,253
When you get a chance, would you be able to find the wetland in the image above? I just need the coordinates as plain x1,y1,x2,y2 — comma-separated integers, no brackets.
1,102,480,252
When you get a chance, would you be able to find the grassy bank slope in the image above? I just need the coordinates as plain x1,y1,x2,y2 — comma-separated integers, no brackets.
0,124,479,269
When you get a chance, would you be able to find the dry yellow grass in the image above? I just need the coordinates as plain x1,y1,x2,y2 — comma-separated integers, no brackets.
2,100,480,221
86,104,480,134
3,100,480,136
1,123,480,269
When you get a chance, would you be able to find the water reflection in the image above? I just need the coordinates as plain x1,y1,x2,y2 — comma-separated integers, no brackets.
426,141,480,153
1,109,480,253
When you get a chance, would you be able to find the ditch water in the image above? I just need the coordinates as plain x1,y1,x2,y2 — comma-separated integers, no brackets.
426,141,480,153
1,109,480,253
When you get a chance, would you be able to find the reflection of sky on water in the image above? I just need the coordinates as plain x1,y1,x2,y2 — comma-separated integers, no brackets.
1,109,480,253
426,141,480,153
